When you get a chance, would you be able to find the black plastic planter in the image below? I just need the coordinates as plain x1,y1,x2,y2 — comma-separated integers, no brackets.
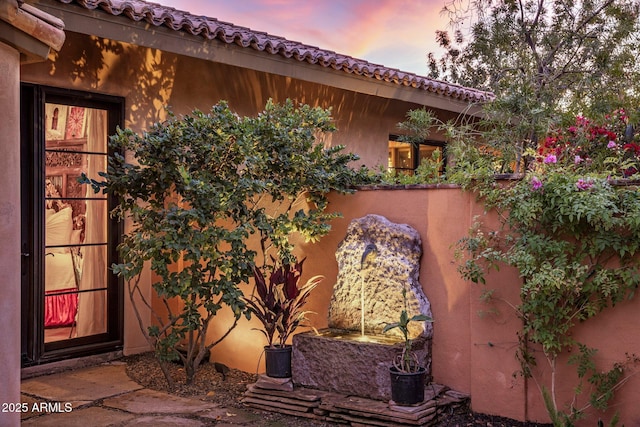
389,365,426,405
264,345,292,378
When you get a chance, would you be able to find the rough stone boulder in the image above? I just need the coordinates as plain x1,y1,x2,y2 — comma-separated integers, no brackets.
292,331,431,400
327,214,433,339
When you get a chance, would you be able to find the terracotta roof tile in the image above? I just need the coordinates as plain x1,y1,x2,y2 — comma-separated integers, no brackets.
1,1,66,51
56,0,493,103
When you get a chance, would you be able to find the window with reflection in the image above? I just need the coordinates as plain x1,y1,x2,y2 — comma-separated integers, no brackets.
387,137,445,176
44,104,109,342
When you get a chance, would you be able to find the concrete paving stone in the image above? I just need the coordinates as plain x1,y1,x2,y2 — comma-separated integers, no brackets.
214,424,262,427
20,394,44,421
198,406,263,424
21,363,143,402
20,394,93,421
121,415,206,426
20,406,136,427
103,388,219,415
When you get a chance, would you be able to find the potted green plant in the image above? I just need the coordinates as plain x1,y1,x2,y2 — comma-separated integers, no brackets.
382,288,433,405
245,257,322,378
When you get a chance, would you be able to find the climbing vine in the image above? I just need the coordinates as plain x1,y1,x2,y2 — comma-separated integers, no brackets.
454,110,640,424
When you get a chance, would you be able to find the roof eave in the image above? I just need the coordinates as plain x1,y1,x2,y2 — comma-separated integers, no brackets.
0,0,66,63
37,0,486,115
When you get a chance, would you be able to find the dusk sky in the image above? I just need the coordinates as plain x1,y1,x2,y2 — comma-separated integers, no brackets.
158,0,450,76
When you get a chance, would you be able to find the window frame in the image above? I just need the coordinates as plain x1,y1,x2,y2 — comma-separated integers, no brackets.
388,134,447,175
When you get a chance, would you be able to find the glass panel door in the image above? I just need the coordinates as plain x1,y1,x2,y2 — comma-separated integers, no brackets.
21,85,124,366
44,104,109,343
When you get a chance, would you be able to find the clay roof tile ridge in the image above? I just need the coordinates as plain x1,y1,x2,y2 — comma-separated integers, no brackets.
58,0,493,103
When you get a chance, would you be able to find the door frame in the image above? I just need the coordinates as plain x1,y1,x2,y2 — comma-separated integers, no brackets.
21,84,125,366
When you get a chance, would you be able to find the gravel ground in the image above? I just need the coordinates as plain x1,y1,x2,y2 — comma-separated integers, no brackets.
124,352,551,426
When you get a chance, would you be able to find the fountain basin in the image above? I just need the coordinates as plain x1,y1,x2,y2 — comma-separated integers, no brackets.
313,329,405,345
292,329,432,401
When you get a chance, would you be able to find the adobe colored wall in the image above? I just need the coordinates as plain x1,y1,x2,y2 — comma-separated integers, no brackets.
19,31,640,425
207,187,528,421
20,30,447,361
0,40,23,427
207,187,640,426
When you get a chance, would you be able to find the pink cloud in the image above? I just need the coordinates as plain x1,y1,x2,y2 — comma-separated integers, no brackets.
157,0,447,75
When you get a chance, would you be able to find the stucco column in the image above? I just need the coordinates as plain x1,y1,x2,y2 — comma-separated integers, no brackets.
0,40,22,427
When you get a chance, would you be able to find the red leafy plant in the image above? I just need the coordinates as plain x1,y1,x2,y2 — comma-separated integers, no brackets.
246,257,323,348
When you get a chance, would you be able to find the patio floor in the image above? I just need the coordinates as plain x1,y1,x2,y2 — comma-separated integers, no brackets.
20,362,264,426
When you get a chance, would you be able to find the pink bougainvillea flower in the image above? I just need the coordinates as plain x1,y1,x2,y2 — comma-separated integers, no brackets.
543,154,557,164
576,116,589,126
574,155,583,164
607,141,617,149
575,178,594,191
617,108,628,121
531,176,543,191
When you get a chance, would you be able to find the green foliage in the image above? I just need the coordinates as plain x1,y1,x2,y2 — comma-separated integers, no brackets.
543,347,633,427
542,386,565,427
396,108,436,144
430,0,640,173
374,150,445,185
83,99,367,386
382,288,433,373
454,113,640,421
242,100,367,263
434,2,640,421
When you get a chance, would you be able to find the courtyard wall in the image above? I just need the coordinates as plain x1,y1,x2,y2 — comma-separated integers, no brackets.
207,186,640,425
20,29,453,360
19,30,640,424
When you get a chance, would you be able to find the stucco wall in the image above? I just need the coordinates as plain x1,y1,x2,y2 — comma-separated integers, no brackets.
206,187,528,420
207,187,640,425
329,189,640,425
19,31,451,361
1,40,23,427
21,31,453,168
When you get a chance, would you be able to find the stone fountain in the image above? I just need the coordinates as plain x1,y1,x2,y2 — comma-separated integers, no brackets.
292,214,433,401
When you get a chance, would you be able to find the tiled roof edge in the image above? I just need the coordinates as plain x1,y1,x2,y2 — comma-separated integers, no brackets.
1,0,66,51
56,0,493,104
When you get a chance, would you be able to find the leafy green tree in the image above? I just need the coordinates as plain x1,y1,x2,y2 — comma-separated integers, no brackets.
429,0,640,173
242,100,367,265
84,99,366,387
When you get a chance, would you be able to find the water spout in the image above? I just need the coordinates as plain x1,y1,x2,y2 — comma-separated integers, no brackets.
361,243,378,268
359,243,378,337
